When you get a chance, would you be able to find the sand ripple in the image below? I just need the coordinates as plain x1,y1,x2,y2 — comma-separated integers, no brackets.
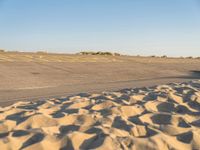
1,80,200,149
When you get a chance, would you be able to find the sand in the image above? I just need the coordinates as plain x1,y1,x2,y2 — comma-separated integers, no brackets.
0,80,200,150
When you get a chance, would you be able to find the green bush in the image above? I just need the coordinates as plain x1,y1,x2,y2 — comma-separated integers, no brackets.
161,55,167,58
78,51,121,56
0,49,5,52
36,51,48,54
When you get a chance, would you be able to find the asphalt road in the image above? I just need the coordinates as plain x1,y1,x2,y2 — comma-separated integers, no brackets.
1,55,200,106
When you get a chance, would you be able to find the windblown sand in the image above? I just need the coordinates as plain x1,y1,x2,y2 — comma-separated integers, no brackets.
1,80,200,150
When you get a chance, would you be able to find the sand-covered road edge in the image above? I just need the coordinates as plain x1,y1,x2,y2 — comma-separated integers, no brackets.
1,80,200,150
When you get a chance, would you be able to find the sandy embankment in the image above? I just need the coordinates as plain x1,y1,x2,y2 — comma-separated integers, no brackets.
1,80,200,150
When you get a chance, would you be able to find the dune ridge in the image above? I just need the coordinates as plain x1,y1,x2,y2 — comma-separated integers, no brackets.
1,80,200,150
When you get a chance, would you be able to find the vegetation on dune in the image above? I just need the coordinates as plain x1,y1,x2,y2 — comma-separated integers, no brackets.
36,51,48,54
78,51,121,56
161,55,167,58
0,49,5,53
150,55,156,58
186,56,193,59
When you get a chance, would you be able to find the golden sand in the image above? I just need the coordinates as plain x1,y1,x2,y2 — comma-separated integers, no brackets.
1,80,200,149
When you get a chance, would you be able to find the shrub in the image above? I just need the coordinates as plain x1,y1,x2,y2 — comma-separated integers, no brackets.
186,56,193,59
78,51,121,56
150,55,156,58
0,49,5,52
36,51,48,54
113,53,121,56
161,55,167,58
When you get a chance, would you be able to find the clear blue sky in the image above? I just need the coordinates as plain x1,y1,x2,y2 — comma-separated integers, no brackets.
0,0,200,56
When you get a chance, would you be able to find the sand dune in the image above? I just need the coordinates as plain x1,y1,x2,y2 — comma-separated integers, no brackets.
1,80,200,149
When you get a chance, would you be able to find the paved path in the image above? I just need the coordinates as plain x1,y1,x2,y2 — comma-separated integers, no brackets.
1,55,200,106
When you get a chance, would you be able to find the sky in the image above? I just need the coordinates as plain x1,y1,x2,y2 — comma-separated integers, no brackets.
0,0,200,56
